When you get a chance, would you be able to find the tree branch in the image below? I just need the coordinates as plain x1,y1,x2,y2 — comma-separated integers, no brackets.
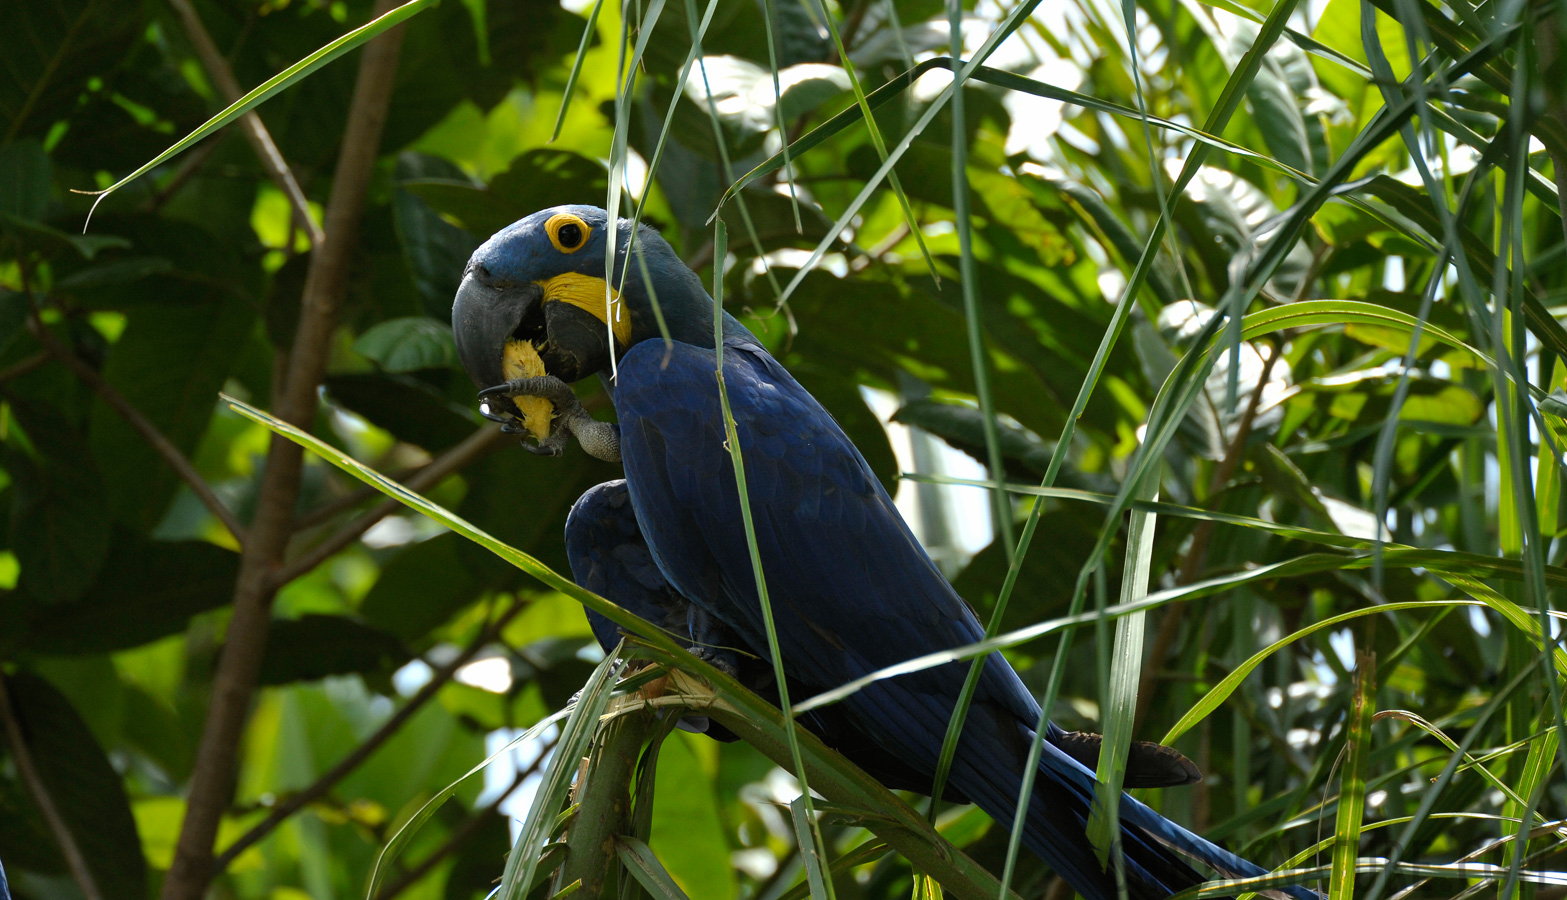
0,673,105,900
272,424,506,587
0,351,49,386
210,597,528,872
160,5,409,897
24,310,248,546
555,706,662,897
165,0,326,247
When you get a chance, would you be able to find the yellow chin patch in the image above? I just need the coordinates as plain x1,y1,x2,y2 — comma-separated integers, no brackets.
501,340,553,442
536,272,633,348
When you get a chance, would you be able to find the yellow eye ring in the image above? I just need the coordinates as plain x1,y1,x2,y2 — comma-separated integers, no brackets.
545,213,591,254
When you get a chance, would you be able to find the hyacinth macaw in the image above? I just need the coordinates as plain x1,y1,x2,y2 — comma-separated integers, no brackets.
451,205,1308,900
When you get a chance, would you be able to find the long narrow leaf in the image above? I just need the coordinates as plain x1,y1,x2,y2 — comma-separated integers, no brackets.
82,0,438,218
616,836,694,900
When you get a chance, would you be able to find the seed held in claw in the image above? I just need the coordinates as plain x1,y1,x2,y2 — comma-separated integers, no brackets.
501,340,554,443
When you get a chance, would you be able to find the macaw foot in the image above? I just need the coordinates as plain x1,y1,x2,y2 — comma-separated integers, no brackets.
478,375,621,462
686,643,740,679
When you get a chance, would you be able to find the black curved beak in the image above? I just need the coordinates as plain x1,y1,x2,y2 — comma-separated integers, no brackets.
451,268,542,389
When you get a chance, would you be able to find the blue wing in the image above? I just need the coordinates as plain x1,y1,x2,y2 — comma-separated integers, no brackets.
613,335,1311,900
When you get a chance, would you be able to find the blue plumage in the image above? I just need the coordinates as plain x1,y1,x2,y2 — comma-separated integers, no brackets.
453,206,1311,900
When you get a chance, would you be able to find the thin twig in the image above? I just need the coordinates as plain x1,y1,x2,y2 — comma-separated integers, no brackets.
0,351,49,385
272,425,506,586
292,468,421,531
23,304,248,546
211,597,529,870
160,6,408,898
166,0,326,247
0,673,106,900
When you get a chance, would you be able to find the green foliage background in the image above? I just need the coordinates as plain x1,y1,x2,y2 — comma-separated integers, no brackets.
0,0,1564,896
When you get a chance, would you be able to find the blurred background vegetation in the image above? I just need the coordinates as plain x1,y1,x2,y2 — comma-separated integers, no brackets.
1,0,1564,896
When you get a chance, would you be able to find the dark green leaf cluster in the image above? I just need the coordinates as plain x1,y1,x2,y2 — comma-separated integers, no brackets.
1,0,1564,896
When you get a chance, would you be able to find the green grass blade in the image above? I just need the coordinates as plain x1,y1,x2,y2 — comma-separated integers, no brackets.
773,842,891,900
922,0,1023,824
1085,470,1158,877
792,593,1481,716
1359,658,1548,900
82,0,438,220
710,219,835,899
612,0,721,350
759,0,801,232
1499,727,1560,899
989,0,1301,879
1062,25,1532,747
603,0,668,381
790,797,832,900
1165,857,1567,900
808,0,936,276
1371,711,1543,817
721,59,1316,209
551,0,607,142
721,0,1057,303
685,0,782,300
365,708,573,898
1328,654,1376,900
1160,603,1478,746
616,836,694,900
221,395,711,662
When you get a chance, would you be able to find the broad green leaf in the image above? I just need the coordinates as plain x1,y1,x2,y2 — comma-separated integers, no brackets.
3,672,148,900
7,401,113,605
7,538,237,655
254,615,411,685
402,148,610,238
0,141,50,220
647,732,736,897
89,290,256,533
353,316,459,373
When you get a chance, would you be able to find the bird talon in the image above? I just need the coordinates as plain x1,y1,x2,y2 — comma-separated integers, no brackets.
522,440,557,456
478,375,580,410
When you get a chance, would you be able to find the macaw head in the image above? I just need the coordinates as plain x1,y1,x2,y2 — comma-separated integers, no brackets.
451,205,711,390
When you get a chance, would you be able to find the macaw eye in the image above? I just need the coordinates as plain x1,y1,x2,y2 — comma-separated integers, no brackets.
546,213,591,254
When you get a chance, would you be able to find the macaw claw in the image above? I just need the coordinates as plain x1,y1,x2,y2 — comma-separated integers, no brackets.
478,376,622,463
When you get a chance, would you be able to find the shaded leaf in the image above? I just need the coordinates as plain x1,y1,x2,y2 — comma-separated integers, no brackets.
354,316,460,373
361,532,491,642
324,371,478,451
403,148,610,238
256,614,412,685
89,287,257,533
0,672,148,900
12,536,238,655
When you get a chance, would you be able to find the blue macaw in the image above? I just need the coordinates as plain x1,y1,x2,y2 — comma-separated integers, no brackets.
451,205,1308,900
